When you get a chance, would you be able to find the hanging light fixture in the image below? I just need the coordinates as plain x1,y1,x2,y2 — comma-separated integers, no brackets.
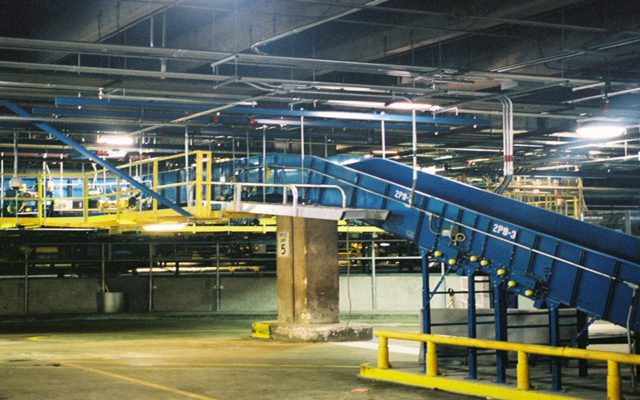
575,118,626,140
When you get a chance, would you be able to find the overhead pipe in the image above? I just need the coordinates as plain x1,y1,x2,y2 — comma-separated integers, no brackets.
0,36,620,87
380,112,386,159
54,96,489,126
494,97,513,194
493,36,640,73
250,0,389,55
300,116,305,183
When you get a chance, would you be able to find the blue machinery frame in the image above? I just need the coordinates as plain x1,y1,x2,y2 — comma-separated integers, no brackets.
242,153,640,388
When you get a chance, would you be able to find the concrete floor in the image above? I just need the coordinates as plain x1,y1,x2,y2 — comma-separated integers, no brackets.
0,316,638,399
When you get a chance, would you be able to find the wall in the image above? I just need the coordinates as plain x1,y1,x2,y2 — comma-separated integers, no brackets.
0,278,98,315
0,274,550,316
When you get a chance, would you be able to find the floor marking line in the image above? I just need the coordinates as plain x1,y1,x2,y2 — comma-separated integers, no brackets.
61,361,216,400
65,360,359,369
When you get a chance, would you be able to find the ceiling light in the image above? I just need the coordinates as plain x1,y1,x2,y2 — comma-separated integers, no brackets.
326,100,386,109
534,164,577,171
467,157,491,163
326,100,442,112
316,85,386,93
372,150,398,155
142,222,187,232
386,101,441,111
97,135,135,146
576,119,626,140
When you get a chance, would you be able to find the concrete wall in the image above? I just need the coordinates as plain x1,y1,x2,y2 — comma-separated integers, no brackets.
0,274,546,316
0,280,24,315
219,276,276,312
0,278,98,315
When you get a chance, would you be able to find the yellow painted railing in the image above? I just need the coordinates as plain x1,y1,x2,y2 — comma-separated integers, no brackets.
362,330,640,400
0,151,215,228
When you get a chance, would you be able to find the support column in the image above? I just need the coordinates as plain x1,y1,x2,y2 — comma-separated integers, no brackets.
549,305,562,391
576,310,589,377
255,216,371,342
277,216,339,324
467,271,478,380
494,279,508,384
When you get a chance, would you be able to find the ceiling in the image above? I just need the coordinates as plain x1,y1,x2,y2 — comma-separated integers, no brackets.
0,0,639,208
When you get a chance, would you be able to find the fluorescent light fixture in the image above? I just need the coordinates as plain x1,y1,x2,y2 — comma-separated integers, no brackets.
255,118,297,126
386,101,441,111
467,157,491,163
142,222,187,232
326,100,386,109
373,150,398,155
534,164,577,171
97,135,134,146
103,150,128,159
316,85,386,93
326,100,441,112
576,119,626,139
449,148,501,153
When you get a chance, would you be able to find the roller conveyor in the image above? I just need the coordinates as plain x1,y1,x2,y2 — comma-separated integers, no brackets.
257,154,640,332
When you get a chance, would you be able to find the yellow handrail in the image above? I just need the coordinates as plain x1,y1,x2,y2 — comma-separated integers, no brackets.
373,330,640,400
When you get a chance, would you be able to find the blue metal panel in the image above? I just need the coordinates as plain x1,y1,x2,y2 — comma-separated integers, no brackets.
32,107,214,123
0,99,191,218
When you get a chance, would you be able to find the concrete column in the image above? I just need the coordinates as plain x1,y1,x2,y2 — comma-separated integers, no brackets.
254,216,371,342
276,216,339,324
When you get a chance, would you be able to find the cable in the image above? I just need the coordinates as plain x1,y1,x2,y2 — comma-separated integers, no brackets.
345,230,353,327
627,288,639,393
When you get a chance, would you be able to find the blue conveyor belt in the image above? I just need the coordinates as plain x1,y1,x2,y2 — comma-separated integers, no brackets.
254,154,640,332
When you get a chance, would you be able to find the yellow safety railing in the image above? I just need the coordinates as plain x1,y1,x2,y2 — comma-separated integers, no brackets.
82,150,213,220
362,330,640,400
506,191,581,219
0,151,215,228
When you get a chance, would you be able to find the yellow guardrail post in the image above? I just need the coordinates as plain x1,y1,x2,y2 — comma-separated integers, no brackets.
195,151,203,214
205,151,212,207
517,351,530,390
37,174,43,223
426,341,438,377
152,159,159,214
607,360,620,400
378,336,390,369
116,176,121,220
82,172,89,223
